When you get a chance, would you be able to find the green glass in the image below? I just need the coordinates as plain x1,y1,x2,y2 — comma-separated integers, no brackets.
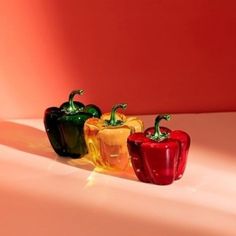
44,89,102,158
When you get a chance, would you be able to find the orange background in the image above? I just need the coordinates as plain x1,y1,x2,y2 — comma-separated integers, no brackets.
1,0,236,119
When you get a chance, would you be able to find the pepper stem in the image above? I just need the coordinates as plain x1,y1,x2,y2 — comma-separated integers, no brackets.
106,103,127,126
150,114,171,141
67,89,84,113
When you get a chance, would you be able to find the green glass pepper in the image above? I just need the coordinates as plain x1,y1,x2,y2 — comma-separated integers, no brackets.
44,89,102,158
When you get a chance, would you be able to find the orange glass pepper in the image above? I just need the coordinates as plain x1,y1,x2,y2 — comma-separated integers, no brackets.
84,103,143,170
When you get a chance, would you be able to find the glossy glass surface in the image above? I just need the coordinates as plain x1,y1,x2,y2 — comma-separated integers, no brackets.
128,127,190,185
171,130,191,180
44,109,92,158
84,113,143,170
142,140,179,185
44,90,101,158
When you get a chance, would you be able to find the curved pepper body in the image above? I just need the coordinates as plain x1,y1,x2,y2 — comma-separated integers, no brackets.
44,90,101,158
170,130,191,179
84,112,143,170
145,127,190,180
44,109,92,157
127,116,190,185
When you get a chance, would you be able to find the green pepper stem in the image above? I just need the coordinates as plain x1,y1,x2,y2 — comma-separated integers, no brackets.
67,89,84,113
107,103,127,126
150,114,171,141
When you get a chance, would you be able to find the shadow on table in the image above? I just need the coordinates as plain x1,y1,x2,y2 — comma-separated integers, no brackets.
0,120,56,159
0,120,137,181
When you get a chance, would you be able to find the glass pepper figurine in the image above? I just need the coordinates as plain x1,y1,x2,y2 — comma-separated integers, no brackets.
44,89,101,158
127,114,190,185
84,103,144,170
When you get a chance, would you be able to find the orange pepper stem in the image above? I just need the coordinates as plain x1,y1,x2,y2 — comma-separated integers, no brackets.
107,103,127,126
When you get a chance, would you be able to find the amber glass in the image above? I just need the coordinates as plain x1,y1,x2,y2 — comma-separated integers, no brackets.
84,104,143,170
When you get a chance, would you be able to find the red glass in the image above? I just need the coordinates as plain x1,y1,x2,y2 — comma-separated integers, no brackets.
127,126,190,185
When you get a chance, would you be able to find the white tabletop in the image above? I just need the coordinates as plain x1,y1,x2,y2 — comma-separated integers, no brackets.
0,113,236,236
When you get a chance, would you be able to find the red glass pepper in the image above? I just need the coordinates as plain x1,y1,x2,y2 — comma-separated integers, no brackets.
127,115,190,185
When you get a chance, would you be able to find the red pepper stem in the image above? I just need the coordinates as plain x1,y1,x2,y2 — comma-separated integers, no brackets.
108,103,127,126
151,114,171,141
68,89,84,113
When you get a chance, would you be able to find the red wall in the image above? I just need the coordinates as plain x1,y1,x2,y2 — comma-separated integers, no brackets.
1,0,236,119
